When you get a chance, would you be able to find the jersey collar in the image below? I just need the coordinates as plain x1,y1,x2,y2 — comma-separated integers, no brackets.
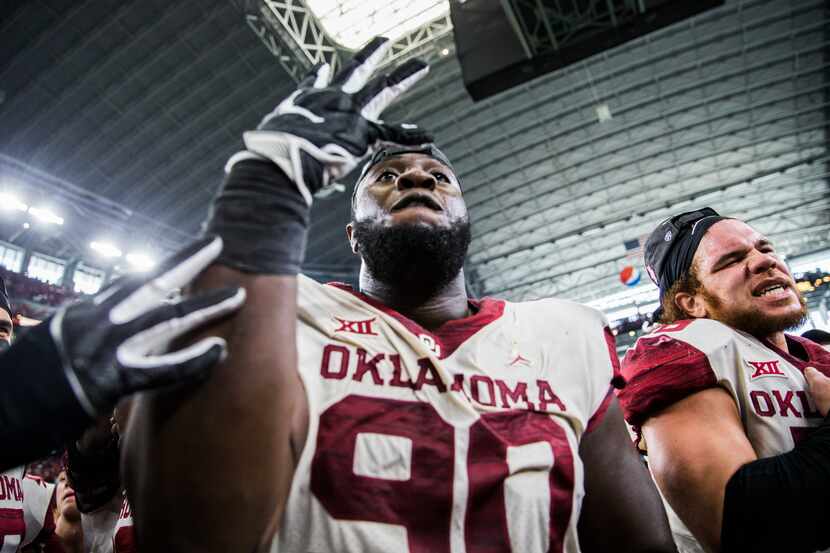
326,283,505,359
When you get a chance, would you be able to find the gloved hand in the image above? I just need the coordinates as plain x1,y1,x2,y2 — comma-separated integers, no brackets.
48,236,245,416
228,36,433,205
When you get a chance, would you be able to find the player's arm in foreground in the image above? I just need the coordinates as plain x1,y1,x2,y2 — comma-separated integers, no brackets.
123,38,431,552
0,237,242,471
577,396,677,553
643,368,830,553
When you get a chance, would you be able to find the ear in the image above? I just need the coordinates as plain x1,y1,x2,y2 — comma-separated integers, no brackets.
674,291,707,319
346,223,358,254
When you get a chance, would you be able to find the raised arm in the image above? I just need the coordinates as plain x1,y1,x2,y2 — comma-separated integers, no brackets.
577,396,677,553
122,37,431,552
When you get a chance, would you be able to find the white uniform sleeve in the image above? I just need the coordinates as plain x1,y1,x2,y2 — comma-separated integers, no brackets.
21,475,55,546
81,492,122,553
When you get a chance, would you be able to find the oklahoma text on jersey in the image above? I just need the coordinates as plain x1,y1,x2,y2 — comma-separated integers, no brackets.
271,275,620,553
318,343,567,413
0,467,55,552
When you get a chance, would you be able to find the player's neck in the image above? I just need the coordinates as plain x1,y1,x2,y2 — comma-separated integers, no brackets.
765,331,788,353
55,517,84,553
359,270,471,330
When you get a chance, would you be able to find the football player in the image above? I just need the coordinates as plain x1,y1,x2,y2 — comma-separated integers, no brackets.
0,239,243,549
0,282,58,552
616,208,830,553
0,237,245,471
124,38,677,552
52,470,83,553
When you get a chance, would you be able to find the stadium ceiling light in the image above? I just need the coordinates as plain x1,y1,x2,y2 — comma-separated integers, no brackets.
90,241,123,259
126,252,156,272
28,206,64,225
0,192,28,212
304,0,449,49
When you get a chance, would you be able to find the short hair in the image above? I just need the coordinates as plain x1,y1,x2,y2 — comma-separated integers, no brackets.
658,260,702,324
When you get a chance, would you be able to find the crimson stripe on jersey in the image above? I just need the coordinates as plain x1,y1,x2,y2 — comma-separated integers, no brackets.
763,334,830,375
114,526,136,553
585,387,614,434
326,283,505,359
584,328,624,434
604,327,623,382
616,333,717,442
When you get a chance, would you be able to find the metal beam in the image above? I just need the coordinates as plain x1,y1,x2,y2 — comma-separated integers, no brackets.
243,0,454,82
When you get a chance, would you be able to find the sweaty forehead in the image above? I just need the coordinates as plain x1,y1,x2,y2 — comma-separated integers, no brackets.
695,219,764,265
370,153,452,173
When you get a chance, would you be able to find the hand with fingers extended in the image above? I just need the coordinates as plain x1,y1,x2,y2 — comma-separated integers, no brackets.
49,235,245,416
228,36,433,205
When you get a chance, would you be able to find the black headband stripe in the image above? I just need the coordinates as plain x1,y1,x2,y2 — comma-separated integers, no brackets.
644,207,728,299
658,215,726,294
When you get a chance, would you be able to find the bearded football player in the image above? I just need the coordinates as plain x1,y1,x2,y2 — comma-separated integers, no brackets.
124,38,676,553
617,208,830,553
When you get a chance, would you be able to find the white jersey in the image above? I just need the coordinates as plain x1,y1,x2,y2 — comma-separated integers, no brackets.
78,492,124,553
617,318,830,553
0,467,55,552
273,275,618,553
112,495,134,553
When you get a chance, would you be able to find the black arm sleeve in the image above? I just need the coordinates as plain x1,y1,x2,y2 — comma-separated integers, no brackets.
204,159,310,275
721,415,830,553
66,436,120,513
0,321,92,471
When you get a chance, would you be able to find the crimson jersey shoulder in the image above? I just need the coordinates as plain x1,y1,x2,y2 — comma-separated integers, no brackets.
616,318,738,434
624,318,737,373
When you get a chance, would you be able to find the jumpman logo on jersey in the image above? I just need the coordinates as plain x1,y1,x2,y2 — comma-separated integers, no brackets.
509,354,531,367
334,317,378,336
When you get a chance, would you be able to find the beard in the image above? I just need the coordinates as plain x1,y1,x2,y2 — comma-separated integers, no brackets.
351,217,472,299
702,285,809,338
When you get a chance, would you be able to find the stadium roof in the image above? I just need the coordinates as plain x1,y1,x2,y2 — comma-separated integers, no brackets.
304,0,448,49
1,0,827,313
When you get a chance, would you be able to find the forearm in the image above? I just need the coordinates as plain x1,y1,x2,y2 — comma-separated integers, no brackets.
0,323,91,470
123,39,429,548
66,434,120,513
721,415,830,553
578,399,677,553
125,161,309,551
124,270,301,552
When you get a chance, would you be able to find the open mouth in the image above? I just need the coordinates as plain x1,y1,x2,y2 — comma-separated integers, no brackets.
391,194,443,212
752,279,791,297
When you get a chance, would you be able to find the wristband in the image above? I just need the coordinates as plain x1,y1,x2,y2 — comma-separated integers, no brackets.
204,159,310,275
